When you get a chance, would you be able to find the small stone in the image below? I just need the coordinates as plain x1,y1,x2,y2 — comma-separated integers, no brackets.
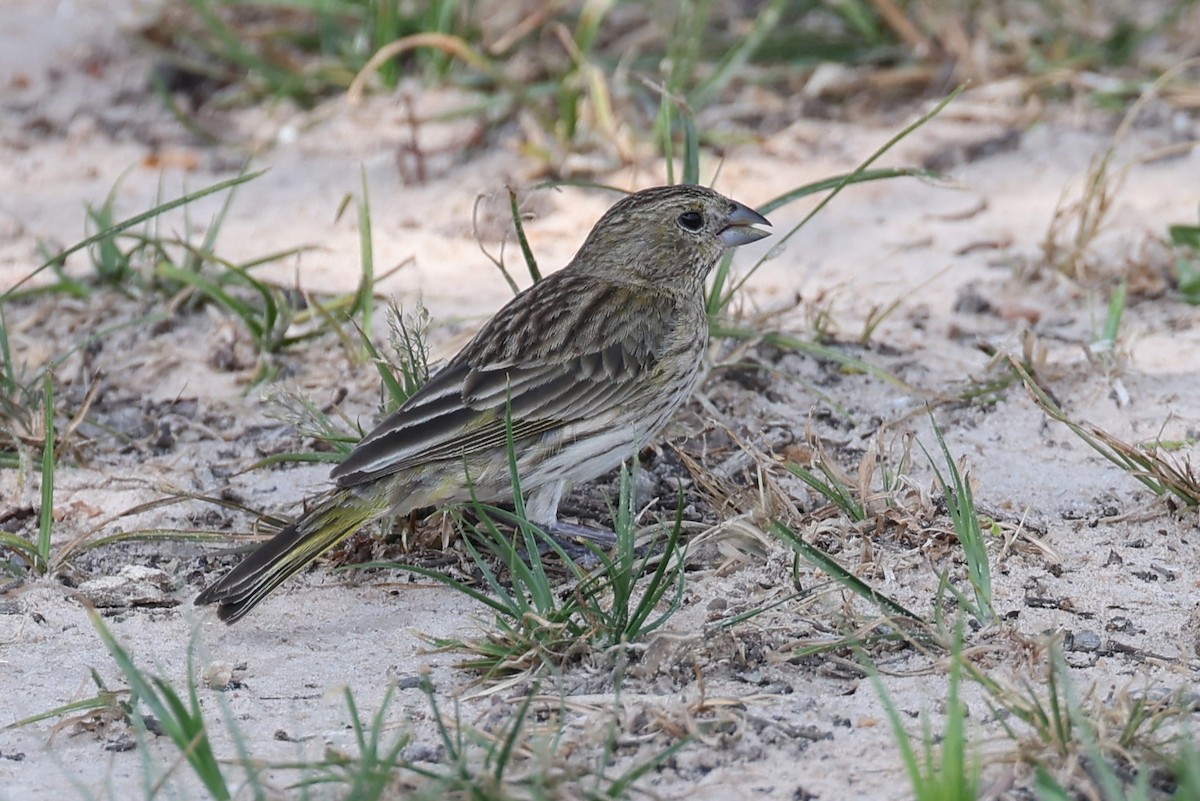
152,422,176,452
736,670,766,685
394,675,425,690
402,743,444,763
1065,651,1098,668
203,661,234,690
78,566,176,609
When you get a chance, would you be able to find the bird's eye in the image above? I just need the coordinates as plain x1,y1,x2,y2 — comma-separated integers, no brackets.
677,211,704,232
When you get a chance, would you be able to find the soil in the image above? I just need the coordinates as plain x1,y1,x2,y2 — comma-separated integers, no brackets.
2,2,1199,800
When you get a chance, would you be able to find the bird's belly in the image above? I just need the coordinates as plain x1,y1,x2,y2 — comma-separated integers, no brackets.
519,422,642,487
518,360,703,488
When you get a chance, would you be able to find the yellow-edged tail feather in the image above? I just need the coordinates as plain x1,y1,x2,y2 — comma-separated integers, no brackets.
194,491,379,624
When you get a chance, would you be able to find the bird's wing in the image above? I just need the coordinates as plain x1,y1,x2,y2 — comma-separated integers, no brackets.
330,276,674,488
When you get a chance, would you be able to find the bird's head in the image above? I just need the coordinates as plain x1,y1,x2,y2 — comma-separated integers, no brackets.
571,185,771,285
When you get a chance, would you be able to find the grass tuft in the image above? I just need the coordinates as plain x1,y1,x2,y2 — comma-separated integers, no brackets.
3,171,264,303
383,462,688,677
969,644,1198,798
0,372,59,576
9,613,687,800
872,623,980,801
920,415,994,626
90,611,237,800
1013,358,1200,507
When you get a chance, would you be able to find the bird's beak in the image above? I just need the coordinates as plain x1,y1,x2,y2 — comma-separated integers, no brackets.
719,202,772,247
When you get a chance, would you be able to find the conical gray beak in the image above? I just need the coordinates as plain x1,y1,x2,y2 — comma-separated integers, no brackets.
719,202,772,247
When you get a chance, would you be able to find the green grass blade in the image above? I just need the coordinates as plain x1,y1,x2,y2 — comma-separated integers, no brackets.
659,93,676,186
758,167,937,215
0,305,15,390
156,262,265,339
37,372,55,573
195,165,248,271
688,0,786,111
785,462,866,521
500,394,554,614
355,323,408,409
625,504,688,638
354,166,376,336
1011,358,1198,505
5,691,127,730
773,521,923,621
680,107,699,186
508,187,541,284
1098,278,1127,349
921,416,993,624
90,612,231,800
491,685,536,780
603,736,692,798
0,532,40,572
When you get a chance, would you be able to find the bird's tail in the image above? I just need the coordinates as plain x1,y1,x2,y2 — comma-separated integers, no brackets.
194,490,380,624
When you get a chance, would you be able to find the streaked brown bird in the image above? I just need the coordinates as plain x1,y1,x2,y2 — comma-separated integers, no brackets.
195,184,771,623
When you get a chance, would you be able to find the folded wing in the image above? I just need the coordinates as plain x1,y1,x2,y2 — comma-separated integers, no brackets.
330,274,673,488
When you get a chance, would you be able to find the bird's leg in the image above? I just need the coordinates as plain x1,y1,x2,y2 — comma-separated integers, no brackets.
524,480,566,529
545,453,649,549
526,480,617,553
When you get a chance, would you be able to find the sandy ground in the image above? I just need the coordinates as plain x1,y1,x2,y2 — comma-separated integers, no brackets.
2,2,1200,799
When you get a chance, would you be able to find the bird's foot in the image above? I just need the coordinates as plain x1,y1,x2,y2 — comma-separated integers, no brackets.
539,521,614,566
546,520,617,548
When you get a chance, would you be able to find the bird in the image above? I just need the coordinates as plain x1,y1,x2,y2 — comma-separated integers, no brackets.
195,184,771,623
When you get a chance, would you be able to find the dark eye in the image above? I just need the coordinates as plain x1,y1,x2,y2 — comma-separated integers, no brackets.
677,211,704,232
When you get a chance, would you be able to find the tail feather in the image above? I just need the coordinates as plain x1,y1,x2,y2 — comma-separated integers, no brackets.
195,491,378,624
